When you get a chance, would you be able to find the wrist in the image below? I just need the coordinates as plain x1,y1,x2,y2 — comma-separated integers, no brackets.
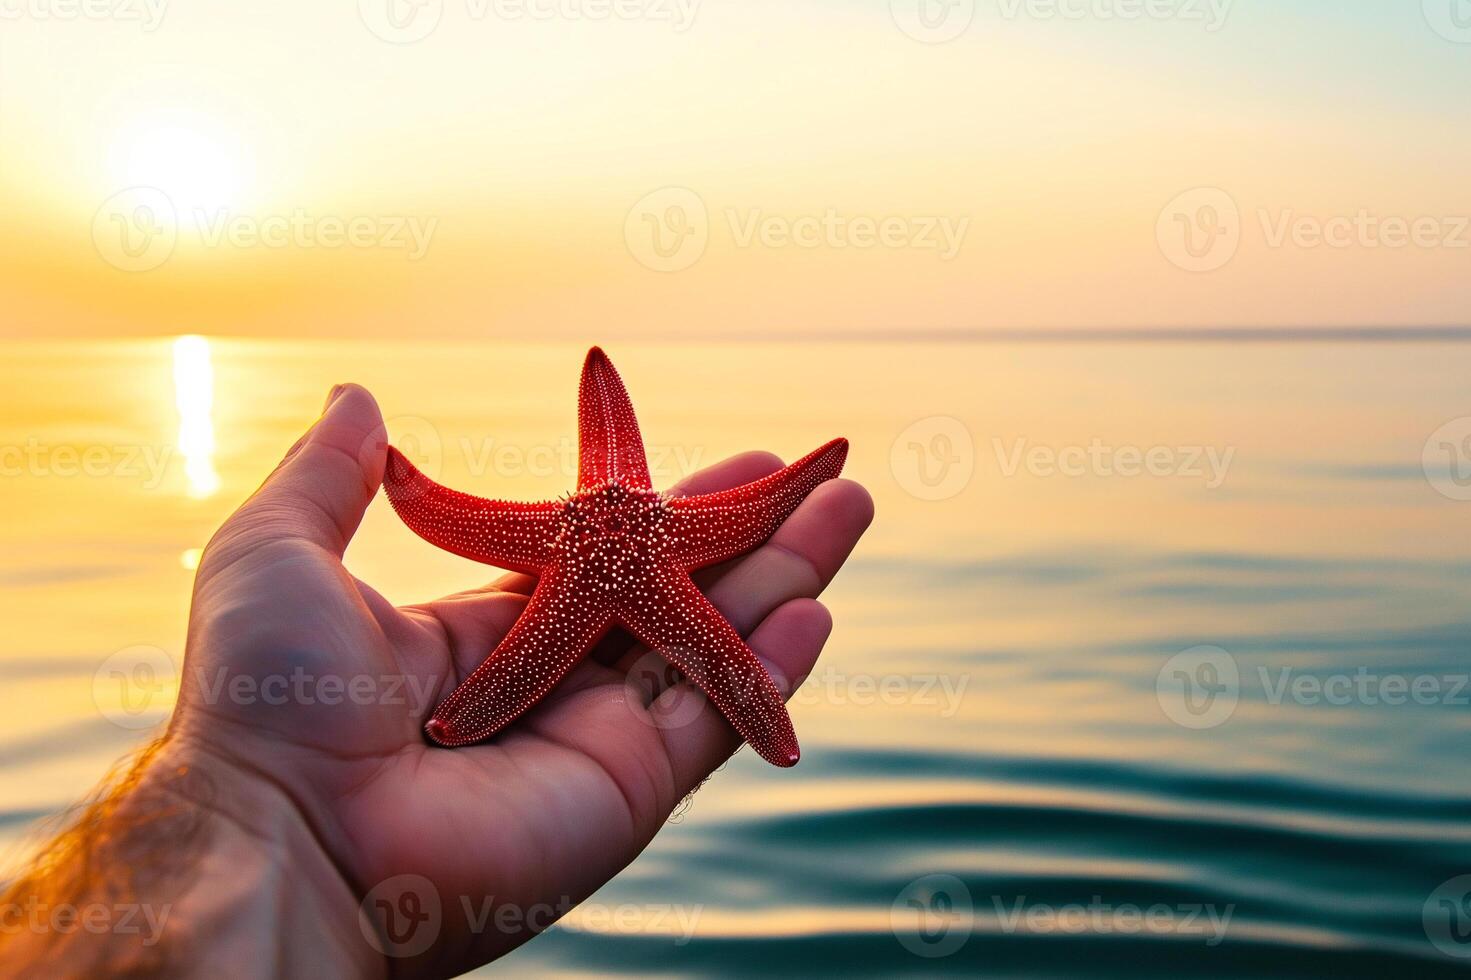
1,736,386,979
147,735,388,978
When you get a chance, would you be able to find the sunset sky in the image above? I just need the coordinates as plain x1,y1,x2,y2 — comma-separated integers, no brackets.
2,0,1470,339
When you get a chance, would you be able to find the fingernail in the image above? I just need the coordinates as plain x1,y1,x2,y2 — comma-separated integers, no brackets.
324,384,346,411
283,433,310,462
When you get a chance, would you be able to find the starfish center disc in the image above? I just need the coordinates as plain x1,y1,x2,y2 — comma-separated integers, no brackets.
556,482,669,595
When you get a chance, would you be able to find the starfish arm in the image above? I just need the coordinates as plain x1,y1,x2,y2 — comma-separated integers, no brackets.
426,564,613,746
662,438,848,571
382,448,562,575
618,571,801,767
577,346,653,492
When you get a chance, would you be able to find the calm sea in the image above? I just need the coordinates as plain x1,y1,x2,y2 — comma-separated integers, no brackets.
3,338,1471,977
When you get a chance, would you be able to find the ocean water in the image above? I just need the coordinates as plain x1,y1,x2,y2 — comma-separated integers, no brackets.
3,338,1471,977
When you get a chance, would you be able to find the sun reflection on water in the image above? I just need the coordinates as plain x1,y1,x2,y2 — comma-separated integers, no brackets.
172,335,219,499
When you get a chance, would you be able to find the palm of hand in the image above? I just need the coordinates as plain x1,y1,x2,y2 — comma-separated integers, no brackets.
169,385,872,976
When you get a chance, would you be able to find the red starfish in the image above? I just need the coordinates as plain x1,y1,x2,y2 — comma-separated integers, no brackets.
382,348,847,766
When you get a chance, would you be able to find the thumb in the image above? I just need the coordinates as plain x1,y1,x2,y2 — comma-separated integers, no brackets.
220,384,387,558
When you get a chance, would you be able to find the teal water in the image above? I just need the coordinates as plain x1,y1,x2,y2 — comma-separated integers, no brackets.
3,338,1471,976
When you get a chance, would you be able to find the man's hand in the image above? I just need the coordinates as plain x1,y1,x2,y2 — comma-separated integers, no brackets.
63,382,870,977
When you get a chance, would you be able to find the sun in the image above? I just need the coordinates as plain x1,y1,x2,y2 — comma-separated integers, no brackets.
109,115,250,214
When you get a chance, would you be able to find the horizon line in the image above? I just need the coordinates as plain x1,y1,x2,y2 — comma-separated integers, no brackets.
7,326,1471,345
695,326,1471,344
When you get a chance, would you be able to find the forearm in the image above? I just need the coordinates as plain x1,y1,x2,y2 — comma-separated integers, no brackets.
0,737,385,978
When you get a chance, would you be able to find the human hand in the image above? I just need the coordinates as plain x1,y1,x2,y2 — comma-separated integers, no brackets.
164,383,873,976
